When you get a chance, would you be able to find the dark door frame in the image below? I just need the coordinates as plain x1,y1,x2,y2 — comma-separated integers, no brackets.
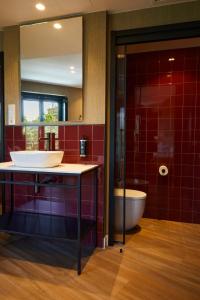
109,21,200,245
0,52,4,162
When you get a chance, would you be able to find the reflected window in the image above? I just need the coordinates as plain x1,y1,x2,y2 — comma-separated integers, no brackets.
21,92,68,123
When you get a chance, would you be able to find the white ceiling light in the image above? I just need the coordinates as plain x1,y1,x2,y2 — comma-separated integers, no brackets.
69,66,75,70
71,70,76,74
53,23,62,30
35,3,46,11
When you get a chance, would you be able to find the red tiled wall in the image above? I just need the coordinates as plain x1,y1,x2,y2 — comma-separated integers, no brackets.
4,124,105,246
126,47,200,223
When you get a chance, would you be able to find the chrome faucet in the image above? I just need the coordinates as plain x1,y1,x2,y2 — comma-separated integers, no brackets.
39,132,58,151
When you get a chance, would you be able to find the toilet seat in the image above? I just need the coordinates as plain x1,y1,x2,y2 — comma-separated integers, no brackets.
114,188,146,200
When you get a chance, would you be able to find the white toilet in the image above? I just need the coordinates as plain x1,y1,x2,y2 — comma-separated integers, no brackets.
114,188,147,231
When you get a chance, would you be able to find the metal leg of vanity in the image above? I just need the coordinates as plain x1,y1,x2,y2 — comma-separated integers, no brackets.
94,169,98,248
0,166,99,275
10,172,14,216
77,174,82,275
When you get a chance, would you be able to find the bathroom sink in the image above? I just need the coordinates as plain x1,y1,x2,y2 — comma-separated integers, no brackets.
10,151,64,168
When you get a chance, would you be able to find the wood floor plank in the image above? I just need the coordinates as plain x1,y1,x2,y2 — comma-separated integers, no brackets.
0,219,200,300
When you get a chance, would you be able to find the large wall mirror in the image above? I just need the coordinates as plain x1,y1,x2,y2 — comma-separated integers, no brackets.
20,16,83,124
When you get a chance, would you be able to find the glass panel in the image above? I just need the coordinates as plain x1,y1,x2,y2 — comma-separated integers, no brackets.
25,126,39,150
43,101,59,123
0,53,4,162
23,100,40,123
44,126,59,149
113,46,126,243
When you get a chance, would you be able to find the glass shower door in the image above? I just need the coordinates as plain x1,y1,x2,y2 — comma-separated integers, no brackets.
0,52,4,216
113,46,127,243
0,52,4,162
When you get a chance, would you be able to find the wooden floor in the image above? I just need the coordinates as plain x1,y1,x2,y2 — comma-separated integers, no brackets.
0,218,200,300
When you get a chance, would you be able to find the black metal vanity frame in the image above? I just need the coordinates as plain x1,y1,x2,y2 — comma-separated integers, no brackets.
0,166,98,275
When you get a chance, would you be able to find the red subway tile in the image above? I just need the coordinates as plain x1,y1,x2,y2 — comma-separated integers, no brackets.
79,125,93,140
93,125,105,141
93,141,104,156
184,82,197,95
58,126,65,140
64,140,79,151
5,126,14,140
38,126,44,138
14,140,26,151
65,126,78,140
181,211,193,223
14,126,25,140
169,210,181,221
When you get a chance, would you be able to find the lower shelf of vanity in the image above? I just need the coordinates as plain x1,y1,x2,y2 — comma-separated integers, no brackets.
0,212,95,241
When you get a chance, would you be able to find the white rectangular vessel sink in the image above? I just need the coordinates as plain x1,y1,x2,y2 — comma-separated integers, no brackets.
10,151,64,168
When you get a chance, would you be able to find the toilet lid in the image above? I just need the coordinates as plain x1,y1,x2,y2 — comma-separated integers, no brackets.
114,188,146,200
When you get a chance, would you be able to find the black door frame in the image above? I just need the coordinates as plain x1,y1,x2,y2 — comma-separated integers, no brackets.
109,21,200,245
0,52,4,162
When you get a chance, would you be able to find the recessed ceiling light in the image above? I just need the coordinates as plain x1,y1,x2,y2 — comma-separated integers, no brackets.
35,3,46,11
168,57,175,61
69,66,75,70
53,23,62,30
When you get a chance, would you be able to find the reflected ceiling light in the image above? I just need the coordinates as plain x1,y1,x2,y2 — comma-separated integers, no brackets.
71,70,76,74
117,54,125,59
168,57,175,61
35,3,46,11
53,23,62,30
69,66,75,70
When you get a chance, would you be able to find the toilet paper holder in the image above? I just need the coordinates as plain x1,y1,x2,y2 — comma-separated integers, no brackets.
159,165,168,176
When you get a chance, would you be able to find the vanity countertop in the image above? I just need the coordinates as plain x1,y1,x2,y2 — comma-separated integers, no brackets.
0,162,99,175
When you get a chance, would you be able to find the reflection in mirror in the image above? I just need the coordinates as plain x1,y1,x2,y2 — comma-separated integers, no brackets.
20,16,83,124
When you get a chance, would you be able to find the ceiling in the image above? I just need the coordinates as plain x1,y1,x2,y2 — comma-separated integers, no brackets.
3,0,196,88
20,17,82,59
0,0,196,28
21,54,82,88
